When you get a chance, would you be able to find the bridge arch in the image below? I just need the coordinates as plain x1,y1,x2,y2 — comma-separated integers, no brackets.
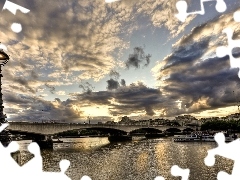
129,128,162,135
8,122,196,135
58,127,128,136
165,127,182,134
182,128,194,133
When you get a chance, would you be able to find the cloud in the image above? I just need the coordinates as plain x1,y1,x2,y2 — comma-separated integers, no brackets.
30,70,38,79
106,78,120,90
109,70,120,80
120,79,126,86
72,81,165,117
126,47,151,69
151,9,240,116
45,83,55,94
4,92,84,121
2,0,240,121
79,82,94,95
55,91,66,96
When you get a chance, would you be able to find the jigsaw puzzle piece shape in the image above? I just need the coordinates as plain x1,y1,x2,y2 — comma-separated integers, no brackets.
175,0,226,22
217,168,240,180
2,0,30,33
2,0,30,15
21,142,42,177
217,171,234,180
205,133,240,162
37,160,71,180
234,11,240,22
81,175,92,180
154,176,165,180
171,165,190,180
175,1,188,22
215,0,227,13
205,133,240,179
0,123,9,132
0,44,8,51
0,141,21,179
216,28,240,78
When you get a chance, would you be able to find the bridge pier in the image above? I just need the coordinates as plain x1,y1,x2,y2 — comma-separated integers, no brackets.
33,135,53,149
108,132,132,142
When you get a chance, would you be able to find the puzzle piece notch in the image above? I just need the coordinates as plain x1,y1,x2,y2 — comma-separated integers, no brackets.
154,176,165,180
216,27,240,78
21,142,42,174
81,175,92,180
205,132,240,180
0,123,9,132
0,123,71,179
171,165,190,180
2,0,30,15
175,0,227,22
38,160,71,180
0,43,8,51
234,11,240,22
2,0,30,33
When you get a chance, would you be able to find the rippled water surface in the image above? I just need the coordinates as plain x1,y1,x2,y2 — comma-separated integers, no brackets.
16,137,233,180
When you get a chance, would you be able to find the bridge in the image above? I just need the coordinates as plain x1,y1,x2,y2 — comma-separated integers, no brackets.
7,122,196,135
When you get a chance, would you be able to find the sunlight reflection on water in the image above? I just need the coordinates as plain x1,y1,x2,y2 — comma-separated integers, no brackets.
16,137,233,180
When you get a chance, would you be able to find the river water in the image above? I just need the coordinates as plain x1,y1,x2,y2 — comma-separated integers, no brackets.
15,137,233,180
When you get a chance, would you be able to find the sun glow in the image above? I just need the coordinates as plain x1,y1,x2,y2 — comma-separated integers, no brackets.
81,105,110,117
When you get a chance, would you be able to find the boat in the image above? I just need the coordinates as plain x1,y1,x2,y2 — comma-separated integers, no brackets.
52,138,63,143
173,132,238,142
108,135,132,142
201,134,215,142
173,134,200,142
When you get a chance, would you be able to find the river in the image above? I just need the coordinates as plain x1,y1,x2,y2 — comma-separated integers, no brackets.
15,137,233,180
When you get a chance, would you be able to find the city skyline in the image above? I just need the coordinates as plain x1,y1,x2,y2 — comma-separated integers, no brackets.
1,0,240,122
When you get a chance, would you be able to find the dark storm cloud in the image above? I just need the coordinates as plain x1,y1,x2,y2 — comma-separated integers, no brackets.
120,79,126,86
159,38,210,77
109,70,120,80
126,47,151,69
106,78,119,90
156,35,240,116
4,92,83,122
45,83,55,94
12,77,36,93
3,92,33,105
79,82,94,95
145,106,155,116
73,82,164,117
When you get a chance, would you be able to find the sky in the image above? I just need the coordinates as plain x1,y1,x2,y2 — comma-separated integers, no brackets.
0,0,240,123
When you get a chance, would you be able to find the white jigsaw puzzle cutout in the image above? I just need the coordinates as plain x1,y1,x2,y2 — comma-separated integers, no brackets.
175,0,226,22
1,0,239,180
205,132,240,180
0,43,8,51
0,123,92,180
154,165,190,180
216,11,240,78
2,0,30,33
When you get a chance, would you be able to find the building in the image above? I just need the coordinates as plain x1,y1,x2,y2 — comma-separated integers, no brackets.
118,116,135,125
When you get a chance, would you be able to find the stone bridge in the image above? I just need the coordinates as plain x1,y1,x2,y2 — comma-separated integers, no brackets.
7,122,196,135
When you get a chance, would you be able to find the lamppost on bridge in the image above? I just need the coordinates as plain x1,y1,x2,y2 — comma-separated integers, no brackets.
0,48,10,145
0,49,9,120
